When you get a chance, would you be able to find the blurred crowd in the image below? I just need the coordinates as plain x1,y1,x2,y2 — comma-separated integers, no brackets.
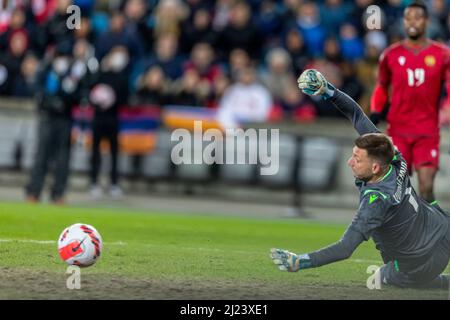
0,0,449,121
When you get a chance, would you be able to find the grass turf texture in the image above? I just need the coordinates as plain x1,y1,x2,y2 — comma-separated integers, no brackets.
0,202,449,300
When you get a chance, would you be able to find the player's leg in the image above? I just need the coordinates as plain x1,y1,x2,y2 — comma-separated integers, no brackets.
416,274,450,289
413,135,439,203
434,228,450,290
50,118,72,203
409,257,449,290
416,167,437,203
402,232,449,289
389,135,412,174
25,117,53,201
379,261,411,288
89,118,103,198
380,260,449,289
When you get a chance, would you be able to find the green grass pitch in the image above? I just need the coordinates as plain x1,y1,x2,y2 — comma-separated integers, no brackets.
0,202,448,299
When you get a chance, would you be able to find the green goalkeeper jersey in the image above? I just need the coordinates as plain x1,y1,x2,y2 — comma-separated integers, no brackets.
307,88,449,268
352,150,449,263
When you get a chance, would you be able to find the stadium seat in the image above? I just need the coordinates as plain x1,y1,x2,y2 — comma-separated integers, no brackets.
258,133,298,187
174,137,212,181
117,153,134,176
0,118,22,168
0,141,16,168
140,129,173,179
218,133,258,184
70,142,91,172
297,137,340,191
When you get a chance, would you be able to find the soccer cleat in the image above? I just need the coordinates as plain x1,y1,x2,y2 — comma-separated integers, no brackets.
270,248,310,272
25,195,39,204
297,69,335,99
51,197,65,206
109,185,123,199
89,184,103,200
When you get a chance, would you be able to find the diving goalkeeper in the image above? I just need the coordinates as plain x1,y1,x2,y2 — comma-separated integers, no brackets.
270,69,450,289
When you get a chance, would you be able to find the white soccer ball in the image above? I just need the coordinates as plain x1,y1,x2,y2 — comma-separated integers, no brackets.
58,223,103,267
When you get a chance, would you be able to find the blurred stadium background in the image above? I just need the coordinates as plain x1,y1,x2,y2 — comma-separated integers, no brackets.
0,0,450,300
0,0,449,216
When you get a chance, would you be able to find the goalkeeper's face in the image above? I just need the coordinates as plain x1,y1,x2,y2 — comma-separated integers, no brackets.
347,146,380,182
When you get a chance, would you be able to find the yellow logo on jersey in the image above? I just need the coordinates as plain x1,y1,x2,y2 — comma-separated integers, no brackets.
424,55,436,67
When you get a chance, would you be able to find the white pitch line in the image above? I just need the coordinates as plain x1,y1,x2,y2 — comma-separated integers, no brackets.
0,238,126,246
0,239,55,244
0,239,383,265
351,259,383,265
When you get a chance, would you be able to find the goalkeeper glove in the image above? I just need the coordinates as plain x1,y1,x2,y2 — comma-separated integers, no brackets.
270,248,312,272
297,69,335,100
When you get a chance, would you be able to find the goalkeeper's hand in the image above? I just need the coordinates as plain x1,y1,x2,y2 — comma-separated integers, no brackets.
270,248,312,272
297,69,335,99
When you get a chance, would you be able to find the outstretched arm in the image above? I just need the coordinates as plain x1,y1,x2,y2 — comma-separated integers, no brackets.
329,89,381,136
308,227,364,267
271,188,389,272
271,226,364,272
297,69,380,136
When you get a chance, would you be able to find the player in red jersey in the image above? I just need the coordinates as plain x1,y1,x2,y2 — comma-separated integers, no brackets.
370,1,450,203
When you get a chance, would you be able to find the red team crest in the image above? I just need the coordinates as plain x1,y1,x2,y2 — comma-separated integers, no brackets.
425,55,436,67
